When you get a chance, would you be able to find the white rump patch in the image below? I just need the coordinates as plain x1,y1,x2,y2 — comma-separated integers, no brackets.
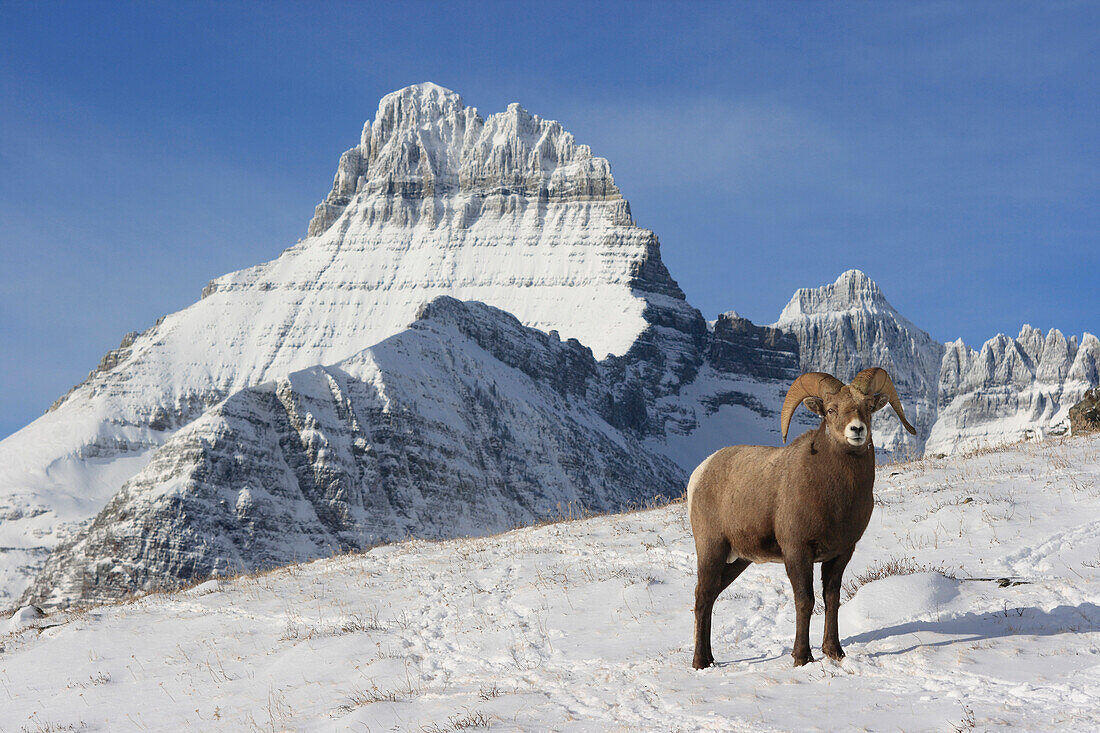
686,450,719,517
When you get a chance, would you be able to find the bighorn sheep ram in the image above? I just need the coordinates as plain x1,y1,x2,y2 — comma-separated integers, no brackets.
688,368,915,669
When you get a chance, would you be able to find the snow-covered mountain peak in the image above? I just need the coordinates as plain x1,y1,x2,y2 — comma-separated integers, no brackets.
833,267,883,296
0,85,706,606
374,82,466,129
6,84,1092,614
1017,324,1044,360
307,83,623,237
949,325,1082,386
776,269,897,325
774,269,943,456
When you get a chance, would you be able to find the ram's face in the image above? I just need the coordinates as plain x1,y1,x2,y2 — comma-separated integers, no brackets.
803,386,886,450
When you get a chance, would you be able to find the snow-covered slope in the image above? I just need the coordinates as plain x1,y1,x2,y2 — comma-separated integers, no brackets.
5,434,1099,730
21,298,684,608
775,270,945,458
0,83,703,605
926,326,1100,455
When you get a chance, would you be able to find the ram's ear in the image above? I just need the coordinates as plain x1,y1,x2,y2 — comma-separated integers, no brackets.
870,393,890,411
802,396,825,415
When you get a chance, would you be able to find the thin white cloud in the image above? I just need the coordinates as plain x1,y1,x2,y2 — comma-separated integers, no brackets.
556,94,846,199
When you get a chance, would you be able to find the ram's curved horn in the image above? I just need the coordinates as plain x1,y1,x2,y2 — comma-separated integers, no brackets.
849,367,917,435
780,372,845,442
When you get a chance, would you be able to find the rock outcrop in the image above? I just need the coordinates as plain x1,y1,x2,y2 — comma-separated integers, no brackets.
640,311,805,472
708,312,800,381
1069,386,1100,435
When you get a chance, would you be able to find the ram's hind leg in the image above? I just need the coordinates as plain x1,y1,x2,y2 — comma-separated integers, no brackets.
692,547,725,670
693,547,750,670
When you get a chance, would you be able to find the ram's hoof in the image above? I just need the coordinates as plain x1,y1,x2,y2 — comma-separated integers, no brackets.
822,643,845,661
692,654,714,670
792,652,814,667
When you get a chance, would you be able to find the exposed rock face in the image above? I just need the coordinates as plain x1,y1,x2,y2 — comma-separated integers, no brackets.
709,312,800,381
0,83,703,606
642,312,805,472
926,328,1100,454
305,86,623,236
774,270,944,457
1070,386,1100,435
22,299,685,608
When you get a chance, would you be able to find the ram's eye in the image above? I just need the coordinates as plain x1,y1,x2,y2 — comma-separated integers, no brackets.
827,408,836,415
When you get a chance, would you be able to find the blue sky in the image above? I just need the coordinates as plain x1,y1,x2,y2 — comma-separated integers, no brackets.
1,1,1097,440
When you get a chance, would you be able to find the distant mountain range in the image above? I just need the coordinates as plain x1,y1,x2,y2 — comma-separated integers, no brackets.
3,83,1095,607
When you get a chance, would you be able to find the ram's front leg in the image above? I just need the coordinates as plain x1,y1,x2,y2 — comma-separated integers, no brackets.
783,552,815,666
821,550,853,661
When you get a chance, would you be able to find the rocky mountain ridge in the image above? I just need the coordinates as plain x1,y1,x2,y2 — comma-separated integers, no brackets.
22,298,685,607
773,270,1098,458
926,326,1100,454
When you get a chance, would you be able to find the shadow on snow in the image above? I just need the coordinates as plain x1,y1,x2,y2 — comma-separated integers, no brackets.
843,602,1100,657
710,602,1100,667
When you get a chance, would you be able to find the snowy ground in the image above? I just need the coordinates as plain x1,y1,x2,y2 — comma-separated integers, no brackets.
3,435,1100,732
